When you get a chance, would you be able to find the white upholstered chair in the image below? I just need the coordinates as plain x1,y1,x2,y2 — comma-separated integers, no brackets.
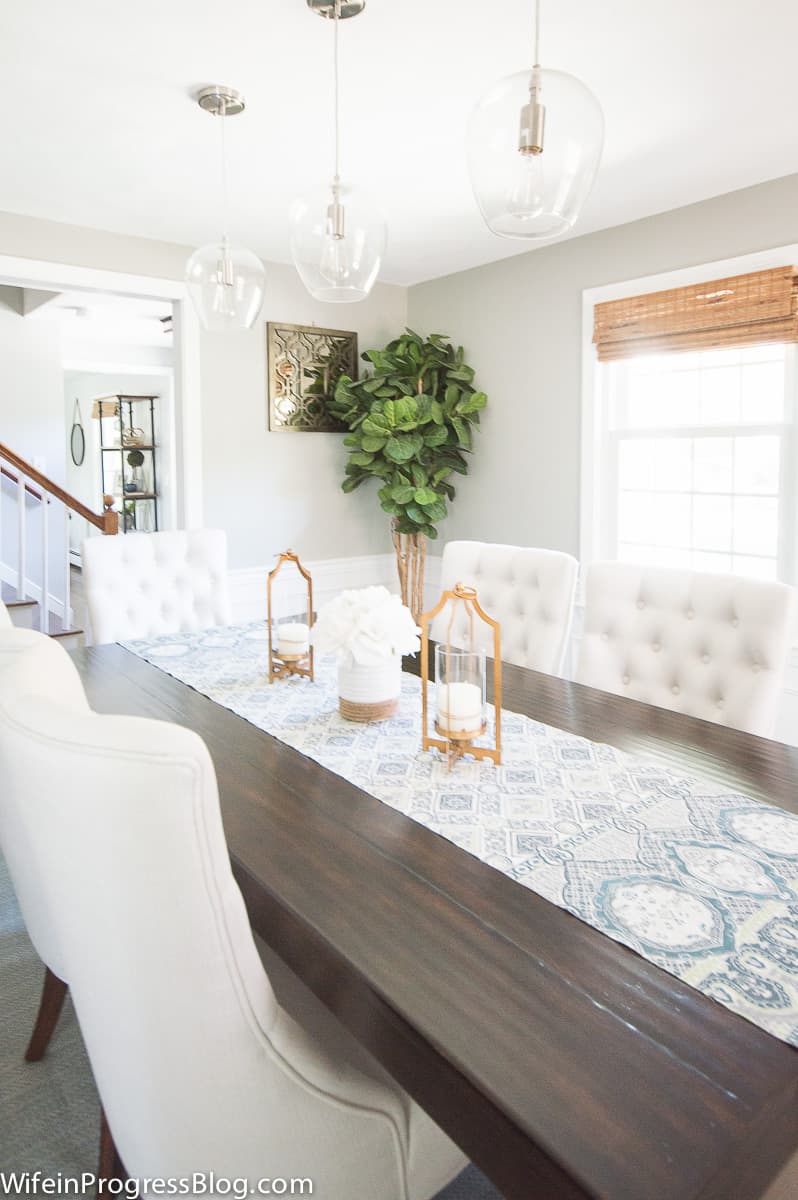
432,540,578,673
81,529,231,645
0,630,89,1060
0,644,467,1197
0,598,11,627
576,561,796,737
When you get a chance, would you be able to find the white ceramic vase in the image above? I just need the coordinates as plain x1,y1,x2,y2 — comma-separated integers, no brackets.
337,655,401,722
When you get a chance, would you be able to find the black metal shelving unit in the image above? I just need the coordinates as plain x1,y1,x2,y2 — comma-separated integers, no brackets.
96,394,159,534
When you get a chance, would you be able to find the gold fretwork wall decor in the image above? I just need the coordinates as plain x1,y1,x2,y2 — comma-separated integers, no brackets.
267,321,357,432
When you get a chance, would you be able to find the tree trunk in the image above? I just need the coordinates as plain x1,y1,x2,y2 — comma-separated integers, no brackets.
391,521,427,623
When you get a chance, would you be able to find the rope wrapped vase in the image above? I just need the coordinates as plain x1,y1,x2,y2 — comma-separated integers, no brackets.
337,655,402,722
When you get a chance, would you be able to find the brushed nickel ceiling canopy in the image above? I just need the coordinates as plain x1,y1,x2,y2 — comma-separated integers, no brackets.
307,0,366,19
196,85,245,117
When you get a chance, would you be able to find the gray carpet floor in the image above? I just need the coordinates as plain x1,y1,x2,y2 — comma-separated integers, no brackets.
0,850,503,1198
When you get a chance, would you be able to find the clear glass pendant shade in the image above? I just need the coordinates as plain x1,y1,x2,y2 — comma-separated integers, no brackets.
289,182,386,303
468,67,603,240
185,239,266,332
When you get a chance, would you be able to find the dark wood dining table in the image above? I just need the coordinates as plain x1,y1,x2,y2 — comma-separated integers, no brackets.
72,642,798,1200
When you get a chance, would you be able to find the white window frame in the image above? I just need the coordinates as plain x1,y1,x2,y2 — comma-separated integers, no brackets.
581,244,798,592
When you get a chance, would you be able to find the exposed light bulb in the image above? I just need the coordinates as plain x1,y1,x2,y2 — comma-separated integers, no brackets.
506,151,545,219
319,183,351,285
320,235,351,285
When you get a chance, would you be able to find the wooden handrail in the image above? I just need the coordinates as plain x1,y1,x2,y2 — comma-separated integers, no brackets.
0,441,118,534
1,464,44,502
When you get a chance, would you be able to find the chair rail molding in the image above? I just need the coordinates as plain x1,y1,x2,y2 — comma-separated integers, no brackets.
229,554,443,625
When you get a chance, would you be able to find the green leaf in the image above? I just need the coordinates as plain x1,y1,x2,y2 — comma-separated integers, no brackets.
409,462,427,487
391,483,417,504
380,499,401,515
363,377,385,393
451,417,472,449
423,425,448,447
459,390,488,414
349,451,375,467
384,434,423,463
444,383,460,410
429,399,444,425
361,435,388,452
422,524,439,539
433,466,452,484
383,399,397,427
342,476,365,493
404,503,428,525
362,416,390,438
342,433,360,447
413,487,437,505
447,367,475,383
420,498,447,521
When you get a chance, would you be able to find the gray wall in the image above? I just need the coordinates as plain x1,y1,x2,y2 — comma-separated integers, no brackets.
408,172,798,557
0,211,407,569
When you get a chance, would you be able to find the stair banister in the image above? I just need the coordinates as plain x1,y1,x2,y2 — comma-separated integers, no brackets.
0,441,118,534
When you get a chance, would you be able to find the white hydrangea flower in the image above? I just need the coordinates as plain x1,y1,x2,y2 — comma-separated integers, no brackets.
312,586,420,664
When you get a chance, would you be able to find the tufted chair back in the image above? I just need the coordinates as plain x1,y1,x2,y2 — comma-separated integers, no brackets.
0,629,90,984
576,561,796,737
82,529,231,644
0,599,11,627
431,541,578,674
0,650,465,1196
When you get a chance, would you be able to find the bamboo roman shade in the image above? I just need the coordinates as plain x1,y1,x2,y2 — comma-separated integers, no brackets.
593,266,798,362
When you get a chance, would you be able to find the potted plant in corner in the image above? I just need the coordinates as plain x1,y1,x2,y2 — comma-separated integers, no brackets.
328,329,487,620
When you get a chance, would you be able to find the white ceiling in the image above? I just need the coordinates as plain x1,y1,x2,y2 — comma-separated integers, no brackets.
3,0,798,286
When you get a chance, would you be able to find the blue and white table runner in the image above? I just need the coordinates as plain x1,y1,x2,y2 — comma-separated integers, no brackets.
125,621,798,1047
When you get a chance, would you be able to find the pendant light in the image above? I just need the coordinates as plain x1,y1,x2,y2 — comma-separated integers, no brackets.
467,0,604,240
289,0,387,303
185,86,266,332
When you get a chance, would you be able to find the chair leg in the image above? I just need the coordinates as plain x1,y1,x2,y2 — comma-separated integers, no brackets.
98,1109,126,1192
24,966,68,1062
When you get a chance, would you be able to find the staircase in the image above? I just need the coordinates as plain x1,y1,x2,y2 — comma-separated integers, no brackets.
0,441,118,648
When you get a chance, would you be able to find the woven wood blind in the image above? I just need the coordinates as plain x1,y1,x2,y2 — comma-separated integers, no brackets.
593,266,798,362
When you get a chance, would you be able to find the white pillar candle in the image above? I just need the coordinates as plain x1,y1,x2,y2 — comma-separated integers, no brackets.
276,621,310,657
437,680,484,734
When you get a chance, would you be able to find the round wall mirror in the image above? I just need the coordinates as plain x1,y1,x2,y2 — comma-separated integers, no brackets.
70,400,85,466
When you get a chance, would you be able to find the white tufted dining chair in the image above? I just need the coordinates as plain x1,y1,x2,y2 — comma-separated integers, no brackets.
82,528,232,644
576,561,797,737
0,630,90,1061
432,540,578,674
0,644,467,1198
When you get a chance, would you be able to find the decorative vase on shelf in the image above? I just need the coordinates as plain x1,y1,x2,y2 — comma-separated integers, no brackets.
337,654,402,723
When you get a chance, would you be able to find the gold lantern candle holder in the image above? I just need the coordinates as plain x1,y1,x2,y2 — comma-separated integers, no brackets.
267,549,314,683
420,583,502,768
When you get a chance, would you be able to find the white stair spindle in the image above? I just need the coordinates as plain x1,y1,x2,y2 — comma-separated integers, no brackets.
40,494,49,634
17,474,26,600
63,508,71,636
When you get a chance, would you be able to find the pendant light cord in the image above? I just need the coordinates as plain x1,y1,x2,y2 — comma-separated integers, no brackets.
219,96,229,243
534,0,541,65
333,0,341,187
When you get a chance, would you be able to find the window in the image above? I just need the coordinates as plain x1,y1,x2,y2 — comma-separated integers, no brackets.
595,342,796,581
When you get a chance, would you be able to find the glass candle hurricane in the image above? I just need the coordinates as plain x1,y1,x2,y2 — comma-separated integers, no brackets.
435,646,487,740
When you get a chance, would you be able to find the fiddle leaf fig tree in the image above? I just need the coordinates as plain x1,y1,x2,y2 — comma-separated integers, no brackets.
327,328,487,619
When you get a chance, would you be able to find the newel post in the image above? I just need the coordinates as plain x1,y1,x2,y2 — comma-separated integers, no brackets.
102,495,119,536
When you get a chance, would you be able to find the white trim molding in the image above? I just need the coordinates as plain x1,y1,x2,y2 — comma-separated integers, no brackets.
228,553,443,624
